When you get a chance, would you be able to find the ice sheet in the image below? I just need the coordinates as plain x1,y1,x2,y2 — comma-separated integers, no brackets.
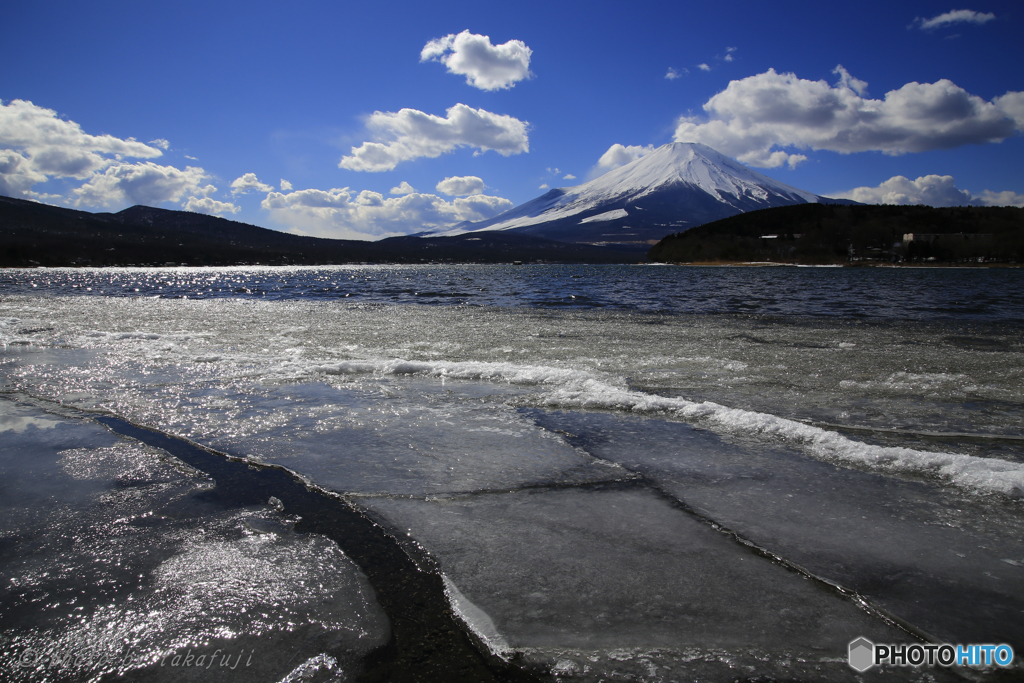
524,408,1024,651
364,486,913,680
2,292,1021,680
198,380,629,496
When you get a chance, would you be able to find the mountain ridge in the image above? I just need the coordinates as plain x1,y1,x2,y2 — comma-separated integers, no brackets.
648,203,1024,264
0,194,641,266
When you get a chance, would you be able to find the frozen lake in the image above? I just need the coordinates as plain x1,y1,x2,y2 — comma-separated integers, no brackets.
1,264,1022,681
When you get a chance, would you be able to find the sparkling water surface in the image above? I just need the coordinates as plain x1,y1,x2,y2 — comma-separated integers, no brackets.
4,263,1024,321
1,264,1021,682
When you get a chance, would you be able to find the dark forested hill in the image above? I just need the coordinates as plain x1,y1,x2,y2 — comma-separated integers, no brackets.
0,196,642,266
647,203,1024,264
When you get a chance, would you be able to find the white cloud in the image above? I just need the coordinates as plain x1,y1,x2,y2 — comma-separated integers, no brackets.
665,67,685,80
994,92,1024,125
0,149,47,196
390,181,416,195
73,162,213,208
230,172,275,195
0,100,232,214
914,9,996,30
562,173,576,180
421,30,532,91
974,189,1024,207
261,186,514,240
836,175,971,206
698,63,711,72
538,183,549,189
183,196,240,215
435,175,485,196
596,143,656,171
834,174,1024,208
339,104,529,172
0,99,164,196
280,179,293,191
25,190,67,205
673,66,1024,168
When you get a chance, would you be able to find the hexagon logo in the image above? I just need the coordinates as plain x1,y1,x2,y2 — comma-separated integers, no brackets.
849,637,875,672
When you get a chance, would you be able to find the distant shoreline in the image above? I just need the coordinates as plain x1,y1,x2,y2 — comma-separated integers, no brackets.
1,260,1021,269
655,260,1022,268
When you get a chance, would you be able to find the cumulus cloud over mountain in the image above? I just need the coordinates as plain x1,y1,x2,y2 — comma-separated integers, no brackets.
421,30,532,91
339,104,529,172
673,67,1024,168
0,99,165,197
184,196,241,215
0,99,240,213
73,162,215,208
597,144,656,171
435,175,485,196
262,186,513,240
837,174,1024,208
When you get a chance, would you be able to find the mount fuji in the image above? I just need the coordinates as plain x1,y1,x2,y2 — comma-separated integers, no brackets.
430,142,851,246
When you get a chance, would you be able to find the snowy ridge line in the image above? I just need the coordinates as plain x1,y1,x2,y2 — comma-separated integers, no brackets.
312,358,595,386
309,357,1024,498
547,380,1024,497
809,420,1024,442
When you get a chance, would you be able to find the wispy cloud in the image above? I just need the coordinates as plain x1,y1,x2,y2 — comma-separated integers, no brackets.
697,63,711,72
339,104,529,172
665,67,686,80
421,30,532,91
913,9,996,31
673,66,1024,168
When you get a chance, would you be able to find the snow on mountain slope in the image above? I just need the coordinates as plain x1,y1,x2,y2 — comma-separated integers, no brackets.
584,142,819,204
429,143,835,245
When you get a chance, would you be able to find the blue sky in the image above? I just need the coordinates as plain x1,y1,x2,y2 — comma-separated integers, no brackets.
3,0,1022,239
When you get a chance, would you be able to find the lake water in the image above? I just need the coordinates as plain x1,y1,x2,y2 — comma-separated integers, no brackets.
1,264,1022,682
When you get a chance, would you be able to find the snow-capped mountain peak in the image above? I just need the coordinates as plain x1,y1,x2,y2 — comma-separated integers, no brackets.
430,142,837,245
587,142,819,204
